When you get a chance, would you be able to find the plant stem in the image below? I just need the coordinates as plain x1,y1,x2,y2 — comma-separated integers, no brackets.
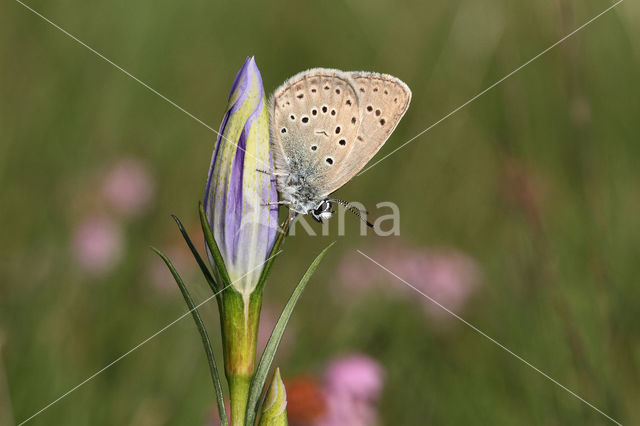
229,375,252,425
223,289,262,426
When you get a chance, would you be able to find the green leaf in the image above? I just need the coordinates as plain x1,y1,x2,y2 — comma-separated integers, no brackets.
151,247,228,426
255,218,290,294
245,242,335,426
172,214,220,294
199,201,231,286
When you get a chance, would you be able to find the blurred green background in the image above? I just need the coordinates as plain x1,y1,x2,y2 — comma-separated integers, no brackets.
1,0,639,424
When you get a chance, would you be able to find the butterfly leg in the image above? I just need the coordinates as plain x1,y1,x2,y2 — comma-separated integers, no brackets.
256,168,289,176
262,201,290,207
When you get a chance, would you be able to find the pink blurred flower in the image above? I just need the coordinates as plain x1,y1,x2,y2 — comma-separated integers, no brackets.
337,240,481,320
315,391,378,426
389,249,480,320
101,158,154,217
285,354,385,426
71,216,123,275
324,355,384,402
423,253,479,318
336,240,414,295
314,354,384,426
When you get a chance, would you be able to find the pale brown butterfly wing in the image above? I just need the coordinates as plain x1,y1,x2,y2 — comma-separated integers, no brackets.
269,69,361,192
321,72,411,195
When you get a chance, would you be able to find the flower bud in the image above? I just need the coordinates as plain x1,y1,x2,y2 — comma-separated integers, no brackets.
260,368,288,426
204,56,278,296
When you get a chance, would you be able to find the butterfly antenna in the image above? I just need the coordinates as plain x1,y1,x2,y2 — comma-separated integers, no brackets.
329,199,374,228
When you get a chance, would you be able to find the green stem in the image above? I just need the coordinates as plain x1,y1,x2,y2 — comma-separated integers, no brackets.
223,289,262,426
229,375,252,425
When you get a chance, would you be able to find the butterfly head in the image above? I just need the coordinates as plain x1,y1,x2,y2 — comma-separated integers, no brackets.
309,200,334,223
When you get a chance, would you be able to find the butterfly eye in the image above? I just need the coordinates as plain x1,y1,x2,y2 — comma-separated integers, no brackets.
325,157,334,165
281,127,287,133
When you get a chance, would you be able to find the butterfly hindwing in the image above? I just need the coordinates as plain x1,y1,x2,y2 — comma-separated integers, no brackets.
322,72,412,194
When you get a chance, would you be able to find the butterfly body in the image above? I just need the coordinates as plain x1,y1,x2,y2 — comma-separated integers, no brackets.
277,154,325,213
269,68,411,221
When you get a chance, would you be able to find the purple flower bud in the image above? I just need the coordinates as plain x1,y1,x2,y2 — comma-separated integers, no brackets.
204,57,278,296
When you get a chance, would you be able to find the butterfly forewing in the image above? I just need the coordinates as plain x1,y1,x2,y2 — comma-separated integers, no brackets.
322,72,412,194
270,69,361,191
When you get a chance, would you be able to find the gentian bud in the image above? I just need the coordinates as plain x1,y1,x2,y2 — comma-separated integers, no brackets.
203,57,280,425
204,56,278,297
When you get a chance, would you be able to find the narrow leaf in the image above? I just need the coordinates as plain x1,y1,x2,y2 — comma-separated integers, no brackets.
246,242,335,425
199,201,232,286
152,247,228,426
172,214,220,294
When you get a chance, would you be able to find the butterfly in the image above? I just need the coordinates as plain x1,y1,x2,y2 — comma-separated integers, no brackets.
268,68,411,224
